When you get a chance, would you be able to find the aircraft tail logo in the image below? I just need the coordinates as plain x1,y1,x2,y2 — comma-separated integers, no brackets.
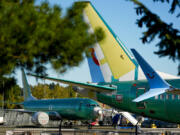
87,48,105,83
147,72,155,79
90,48,100,66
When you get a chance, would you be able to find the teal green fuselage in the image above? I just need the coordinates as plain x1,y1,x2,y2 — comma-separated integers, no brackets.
97,79,180,123
23,98,98,121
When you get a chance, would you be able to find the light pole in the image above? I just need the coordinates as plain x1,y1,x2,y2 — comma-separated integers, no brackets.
2,80,4,110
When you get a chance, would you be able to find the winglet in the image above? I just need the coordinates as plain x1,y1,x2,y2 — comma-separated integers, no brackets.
131,49,170,102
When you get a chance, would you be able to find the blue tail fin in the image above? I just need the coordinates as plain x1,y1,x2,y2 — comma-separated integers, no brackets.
87,48,105,83
21,69,36,101
131,49,169,89
131,49,170,102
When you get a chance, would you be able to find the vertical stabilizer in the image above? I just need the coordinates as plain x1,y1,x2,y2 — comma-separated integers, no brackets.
21,69,36,101
83,2,138,82
131,49,169,89
131,49,170,102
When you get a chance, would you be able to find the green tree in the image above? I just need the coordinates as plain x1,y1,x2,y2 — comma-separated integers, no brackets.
31,83,79,99
0,1,104,92
4,85,23,109
128,0,180,74
31,84,48,99
1,83,84,109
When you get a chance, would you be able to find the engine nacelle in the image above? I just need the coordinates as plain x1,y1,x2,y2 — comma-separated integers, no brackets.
31,112,49,125
48,112,61,120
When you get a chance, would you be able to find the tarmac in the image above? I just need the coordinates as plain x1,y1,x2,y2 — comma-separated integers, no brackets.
0,126,135,135
1,126,180,135
1,110,180,135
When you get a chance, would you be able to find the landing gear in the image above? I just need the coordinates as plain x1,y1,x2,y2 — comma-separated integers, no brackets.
58,119,62,135
88,123,92,129
58,116,62,135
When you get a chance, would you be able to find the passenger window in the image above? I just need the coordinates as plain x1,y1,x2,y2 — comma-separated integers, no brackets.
155,95,158,100
160,94,164,100
172,94,176,100
166,94,169,100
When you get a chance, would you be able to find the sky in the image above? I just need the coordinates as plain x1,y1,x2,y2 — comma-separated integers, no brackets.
17,0,180,87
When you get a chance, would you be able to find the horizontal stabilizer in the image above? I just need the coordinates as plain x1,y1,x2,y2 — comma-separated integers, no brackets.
28,73,116,93
0,101,23,105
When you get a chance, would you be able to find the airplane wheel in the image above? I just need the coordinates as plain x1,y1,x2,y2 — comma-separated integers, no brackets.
88,124,92,129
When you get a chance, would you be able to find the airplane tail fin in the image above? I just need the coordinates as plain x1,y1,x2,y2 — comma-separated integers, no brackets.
83,2,179,83
83,2,138,82
131,49,169,89
131,49,171,102
21,69,36,101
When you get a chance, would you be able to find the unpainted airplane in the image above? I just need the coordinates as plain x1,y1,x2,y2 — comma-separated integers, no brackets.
29,2,180,124
12,69,102,127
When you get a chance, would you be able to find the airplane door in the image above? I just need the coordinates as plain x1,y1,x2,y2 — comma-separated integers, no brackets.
78,102,82,111
49,105,52,111
136,87,146,109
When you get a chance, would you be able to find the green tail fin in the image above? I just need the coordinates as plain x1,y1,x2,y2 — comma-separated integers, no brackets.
21,69,36,101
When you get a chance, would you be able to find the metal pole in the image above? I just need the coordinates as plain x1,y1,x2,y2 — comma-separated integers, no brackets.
2,81,4,110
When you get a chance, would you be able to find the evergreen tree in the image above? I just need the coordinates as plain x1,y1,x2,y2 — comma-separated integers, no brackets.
31,83,80,99
0,1,104,92
128,0,180,74
0,85,23,109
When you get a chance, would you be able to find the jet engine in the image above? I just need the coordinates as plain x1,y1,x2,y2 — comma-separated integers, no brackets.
31,112,49,125
48,112,61,120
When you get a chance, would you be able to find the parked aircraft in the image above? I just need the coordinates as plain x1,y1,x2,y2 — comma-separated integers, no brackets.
13,69,102,127
28,2,180,124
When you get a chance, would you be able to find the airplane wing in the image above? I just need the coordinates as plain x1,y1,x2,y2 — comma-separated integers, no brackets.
4,109,36,114
28,73,116,93
4,109,61,120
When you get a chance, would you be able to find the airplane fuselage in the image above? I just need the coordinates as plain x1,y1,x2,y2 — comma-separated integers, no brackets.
23,98,99,121
77,79,180,123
